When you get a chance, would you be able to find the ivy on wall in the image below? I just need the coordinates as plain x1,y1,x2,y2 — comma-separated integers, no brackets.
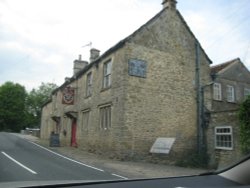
239,96,250,154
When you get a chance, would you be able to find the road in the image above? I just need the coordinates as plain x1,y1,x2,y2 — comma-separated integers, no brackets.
0,132,126,182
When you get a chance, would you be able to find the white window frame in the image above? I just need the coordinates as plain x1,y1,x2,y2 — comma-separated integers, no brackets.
213,83,222,101
244,88,250,100
226,85,235,102
99,105,111,130
103,60,112,89
86,72,92,97
215,126,233,150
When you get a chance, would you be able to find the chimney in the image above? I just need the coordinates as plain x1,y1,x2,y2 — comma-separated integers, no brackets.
89,48,100,63
73,55,88,75
65,77,71,82
162,0,177,10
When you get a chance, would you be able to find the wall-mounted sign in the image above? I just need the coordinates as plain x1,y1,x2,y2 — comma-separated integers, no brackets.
150,137,176,154
128,59,147,78
62,86,75,105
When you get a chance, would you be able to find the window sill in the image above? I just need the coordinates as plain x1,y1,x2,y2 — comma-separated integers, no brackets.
85,95,92,99
215,147,233,151
227,100,236,103
100,128,111,132
213,99,223,102
101,86,111,92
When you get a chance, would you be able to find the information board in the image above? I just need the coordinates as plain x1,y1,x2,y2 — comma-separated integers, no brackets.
150,137,176,154
49,133,60,147
128,59,147,78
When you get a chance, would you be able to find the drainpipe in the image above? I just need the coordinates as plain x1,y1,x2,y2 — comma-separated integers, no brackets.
201,86,205,153
201,82,213,150
195,42,202,154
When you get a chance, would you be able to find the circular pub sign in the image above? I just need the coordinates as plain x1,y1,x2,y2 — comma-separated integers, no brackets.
62,86,74,105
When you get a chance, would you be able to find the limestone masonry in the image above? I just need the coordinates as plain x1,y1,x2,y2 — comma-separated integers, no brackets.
40,1,250,168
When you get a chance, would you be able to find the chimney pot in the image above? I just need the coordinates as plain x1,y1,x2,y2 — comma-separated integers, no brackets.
162,0,177,10
90,48,100,63
65,77,71,82
73,55,88,75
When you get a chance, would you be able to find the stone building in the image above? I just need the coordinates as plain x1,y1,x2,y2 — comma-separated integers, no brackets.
206,58,250,168
40,99,53,140
41,0,213,162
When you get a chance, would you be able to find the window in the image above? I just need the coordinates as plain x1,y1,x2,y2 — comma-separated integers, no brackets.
215,126,233,150
244,88,250,100
81,110,90,132
213,83,222,100
103,60,112,89
86,72,92,97
226,85,235,102
99,105,111,130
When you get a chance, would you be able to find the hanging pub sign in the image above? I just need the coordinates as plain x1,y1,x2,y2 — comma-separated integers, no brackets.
62,86,75,105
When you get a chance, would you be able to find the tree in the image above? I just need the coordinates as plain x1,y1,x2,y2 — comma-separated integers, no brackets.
0,82,27,132
239,95,250,154
26,82,57,128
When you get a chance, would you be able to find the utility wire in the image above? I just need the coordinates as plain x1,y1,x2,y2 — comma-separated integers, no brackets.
200,0,249,46
243,41,250,63
206,14,250,49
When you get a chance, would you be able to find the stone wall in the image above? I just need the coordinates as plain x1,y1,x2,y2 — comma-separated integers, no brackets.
211,77,248,111
41,6,213,163
206,111,243,169
207,60,250,168
121,8,212,161
40,101,54,139
57,48,129,157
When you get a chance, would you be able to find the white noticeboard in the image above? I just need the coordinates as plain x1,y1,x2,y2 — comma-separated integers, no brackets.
150,137,176,154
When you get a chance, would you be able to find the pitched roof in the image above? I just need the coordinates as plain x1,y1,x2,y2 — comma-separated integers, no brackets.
52,6,212,94
52,8,166,94
41,98,52,108
211,58,240,75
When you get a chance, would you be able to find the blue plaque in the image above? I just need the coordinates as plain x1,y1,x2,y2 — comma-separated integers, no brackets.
128,59,147,78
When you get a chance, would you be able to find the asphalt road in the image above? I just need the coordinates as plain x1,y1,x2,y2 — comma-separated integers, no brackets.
0,132,125,182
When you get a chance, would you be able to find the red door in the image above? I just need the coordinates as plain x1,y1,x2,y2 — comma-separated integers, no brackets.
71,119,77,147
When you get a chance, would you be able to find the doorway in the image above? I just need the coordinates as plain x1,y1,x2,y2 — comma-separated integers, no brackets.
71,119,77,147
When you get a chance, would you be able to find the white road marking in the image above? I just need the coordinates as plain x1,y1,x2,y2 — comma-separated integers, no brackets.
1,151,37,174
111,173,128,179
29,141,104,172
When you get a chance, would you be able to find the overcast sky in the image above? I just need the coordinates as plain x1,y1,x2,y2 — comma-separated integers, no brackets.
0,0,250,90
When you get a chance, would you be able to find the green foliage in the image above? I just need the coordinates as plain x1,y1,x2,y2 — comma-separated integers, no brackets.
239,95,250,154
0,81,57,132
25,82,57,128
176,150,209,168
0,82,27,132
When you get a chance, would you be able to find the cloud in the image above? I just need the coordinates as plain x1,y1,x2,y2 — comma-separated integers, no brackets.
0,0,161,90
179,0,250,69
0,0,250,91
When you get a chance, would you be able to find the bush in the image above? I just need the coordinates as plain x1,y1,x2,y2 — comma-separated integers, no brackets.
239,96,250,154
176,150,209,168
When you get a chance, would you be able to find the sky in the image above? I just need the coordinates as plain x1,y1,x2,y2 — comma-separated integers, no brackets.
0,0,250,91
